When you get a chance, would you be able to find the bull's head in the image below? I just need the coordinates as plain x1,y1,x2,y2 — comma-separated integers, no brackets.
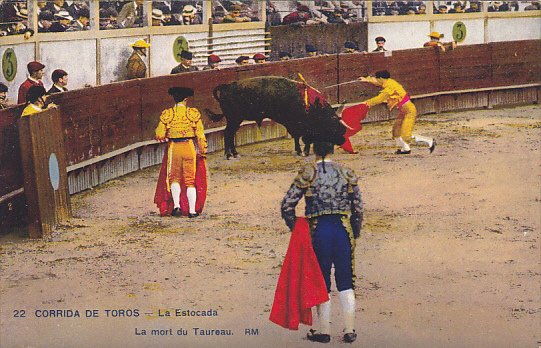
304,98,346,145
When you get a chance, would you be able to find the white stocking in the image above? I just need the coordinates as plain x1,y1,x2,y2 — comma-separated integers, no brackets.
170,182,181,209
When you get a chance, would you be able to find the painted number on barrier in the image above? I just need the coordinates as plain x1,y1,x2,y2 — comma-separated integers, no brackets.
173,36,189,63
452,22,467,43
2,48,17,82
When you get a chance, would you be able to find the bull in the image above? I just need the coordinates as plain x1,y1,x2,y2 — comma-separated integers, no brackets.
205,76,346,159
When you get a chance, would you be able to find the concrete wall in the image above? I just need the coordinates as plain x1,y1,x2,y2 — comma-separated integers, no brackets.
0,43,35,103
40,40,97,89
487,17,541,42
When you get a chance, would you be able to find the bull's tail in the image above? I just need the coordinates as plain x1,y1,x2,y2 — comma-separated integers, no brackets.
205,108,224,122
206,84,226,122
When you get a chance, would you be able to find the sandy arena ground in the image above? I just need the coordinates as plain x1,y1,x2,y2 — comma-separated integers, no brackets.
1,105,540,348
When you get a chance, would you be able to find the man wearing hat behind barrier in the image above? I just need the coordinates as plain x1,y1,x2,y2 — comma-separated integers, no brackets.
21,85,56,117
423,31,456,52
253,53,267,64
343,41,359,53
154,87,207,218
127,39,150,79
0,83,10,110
279,141,363,344
180,5,202,25
171,51,199,74
235,55,250,66
305,44,319,57
18,61,45,104
203,54,222,70
48,69,69,94
279,51,292,61
49,10,73,32
358,70,436,154
373,36,387,52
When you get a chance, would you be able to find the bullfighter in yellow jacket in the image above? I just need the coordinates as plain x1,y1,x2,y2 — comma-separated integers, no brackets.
359,70,436,154
155,87,207,217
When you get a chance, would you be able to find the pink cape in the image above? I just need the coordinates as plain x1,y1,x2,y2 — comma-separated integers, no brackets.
339,103,369,154
153,148,207,217
269,217,329,330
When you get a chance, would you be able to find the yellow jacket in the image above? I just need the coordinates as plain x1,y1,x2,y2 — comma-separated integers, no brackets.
155,103,207,152
21,104,42,117
364,78,408,111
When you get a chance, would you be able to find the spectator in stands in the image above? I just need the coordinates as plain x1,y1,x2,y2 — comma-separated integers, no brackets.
203,54,222,70
71,8,90,30
223,4,251,23
49,10,73,32
465,1,481,12
449,3,465,13
373,36,387,52
282,4,311,25
21,85,56,117
171,51,199,74
38,10,54,32
328,9,347,23
161,7,180,26
306,44,319,57
99,7,119,29
279,51,292,61
44,0,69,15
435,4,448,14
67,1,88,19
117,0,144,28
0,83,9,110
343,41,359,53
152,8,165,26
180,5,202,25
48,69,69,94
424,31,456,52
18,61,45,104
235,55,250,65
253,53,267,64
127,39,150,79
266,1,282,26
525,1,541,10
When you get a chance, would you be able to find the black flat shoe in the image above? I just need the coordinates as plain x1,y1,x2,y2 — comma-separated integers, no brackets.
395,149,411,155
188,213,199,218
171,208,181,217
343,331,357,343
307,329,330,343
429,139,436,153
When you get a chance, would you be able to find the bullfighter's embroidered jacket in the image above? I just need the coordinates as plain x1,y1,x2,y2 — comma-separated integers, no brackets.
280,161,363,237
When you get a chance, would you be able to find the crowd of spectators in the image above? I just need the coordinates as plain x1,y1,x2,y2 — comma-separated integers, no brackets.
269,1,365,26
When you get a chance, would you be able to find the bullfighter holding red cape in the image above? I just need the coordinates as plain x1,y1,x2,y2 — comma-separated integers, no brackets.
273,141,364,344
153,87,207,217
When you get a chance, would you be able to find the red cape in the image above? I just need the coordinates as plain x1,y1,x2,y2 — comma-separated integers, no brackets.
269,217,329,330
153,148,207,217
339,103,369,154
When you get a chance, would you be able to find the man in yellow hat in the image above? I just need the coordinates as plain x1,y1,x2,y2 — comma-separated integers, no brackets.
127,39,150,79
423,31,456,52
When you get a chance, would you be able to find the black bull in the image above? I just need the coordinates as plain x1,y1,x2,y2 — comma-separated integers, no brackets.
205,77,346,159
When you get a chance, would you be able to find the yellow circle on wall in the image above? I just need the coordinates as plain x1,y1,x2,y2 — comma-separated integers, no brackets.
2,48,18,82
452,22,467,42
173,36,189,63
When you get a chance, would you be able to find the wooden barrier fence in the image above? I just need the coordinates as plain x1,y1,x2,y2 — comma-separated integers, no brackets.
1,40,540,235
